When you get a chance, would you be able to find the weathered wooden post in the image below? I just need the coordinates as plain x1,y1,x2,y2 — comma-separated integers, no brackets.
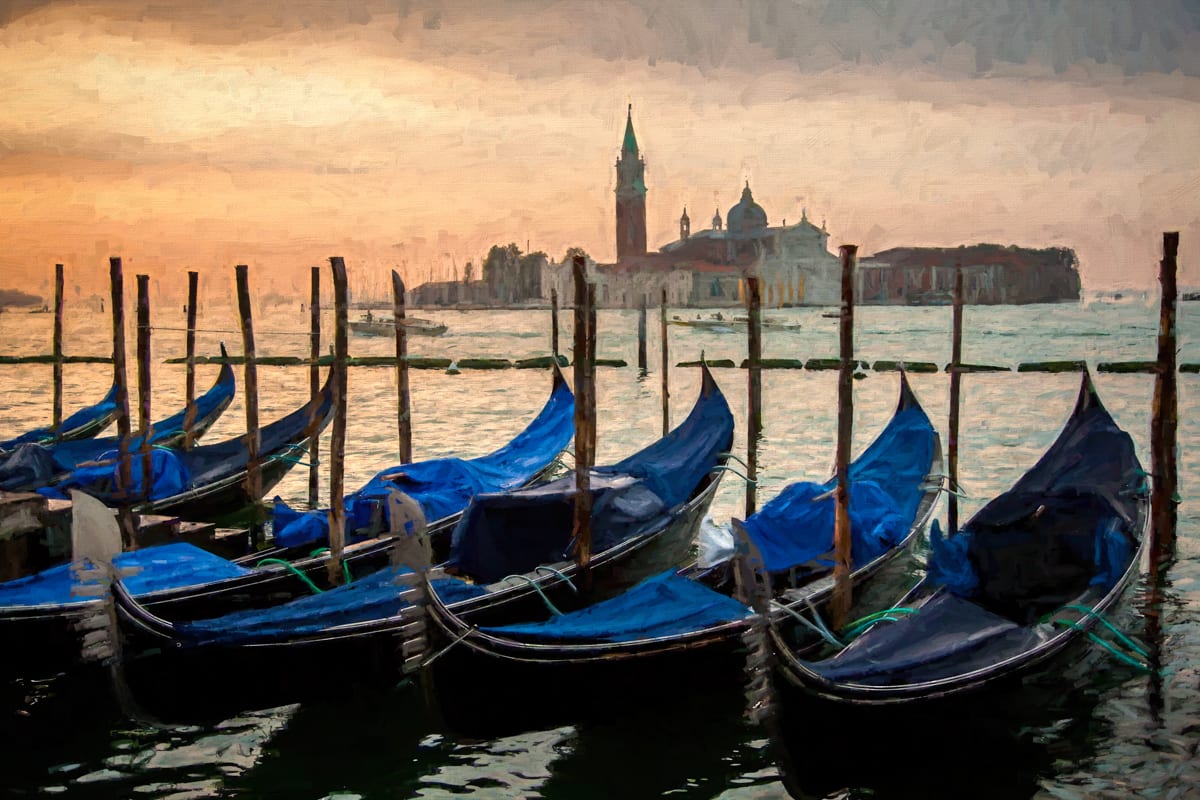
587,282,598,456
234,264,263,547
550,287,560,359
660,287,670,436
831,244,857,629
572,255,595,586
1150,232,1179,568
307,266,322,509
52,263,64,438
392,270,412,464
637,295,648,372
948,261,964,535
135,274,153,500
327,256,350,585
183,270,199,449
109,257,135,549
745,275,763,518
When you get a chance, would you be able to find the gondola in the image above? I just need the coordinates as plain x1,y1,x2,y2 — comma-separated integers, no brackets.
413,373,940,717
763,371,1148,707
259,363,575,565
0,354,235,493
0,383,120,453
0,368,568,682
105,364,734,707
39,369,334,522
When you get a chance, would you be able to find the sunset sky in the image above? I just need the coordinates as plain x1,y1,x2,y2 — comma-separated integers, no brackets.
1,0,1198,301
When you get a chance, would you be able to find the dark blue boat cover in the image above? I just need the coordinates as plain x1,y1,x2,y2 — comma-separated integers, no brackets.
445,372,734,584
0,367,235,491
0,383,119,451
270,376,575,549
37,446,192,502
171,566,488,646
743,402,935,573
0,543,253,608
481,570,753,642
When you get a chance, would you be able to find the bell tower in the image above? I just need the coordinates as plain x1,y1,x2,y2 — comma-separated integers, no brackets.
615,104,647,259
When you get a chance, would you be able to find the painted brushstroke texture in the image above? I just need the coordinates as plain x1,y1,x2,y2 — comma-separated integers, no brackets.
0,1,1197,298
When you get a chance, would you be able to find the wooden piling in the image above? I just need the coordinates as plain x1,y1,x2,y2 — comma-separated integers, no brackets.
637,296,648,372
392,270,412,464
52,263,64,438
587,281,598,457
183,271,199,449
551,288,559,358
745,275,763,518
1150,232,1179,568
307,266,321,509
234,264,263,547
108,257,135,549
948,262,963,535
660,287,670,437
136,274,153,500
328,256,350,585
831,244,857,629
571,255,594,583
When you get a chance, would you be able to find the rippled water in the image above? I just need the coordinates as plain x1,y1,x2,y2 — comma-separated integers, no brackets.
0,298,1196,799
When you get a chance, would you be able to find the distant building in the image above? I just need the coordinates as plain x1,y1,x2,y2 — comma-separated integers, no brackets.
541,106,841,309
857,245,1082,305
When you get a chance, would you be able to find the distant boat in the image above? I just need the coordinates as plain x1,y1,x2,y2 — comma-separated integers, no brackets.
670,313,800,332
348,310,447,338
1182,291,1200,302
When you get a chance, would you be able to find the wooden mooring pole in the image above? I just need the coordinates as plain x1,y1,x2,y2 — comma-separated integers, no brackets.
948,262,964,535
637,296,648,372
745,275,763,518
831,244,857,630
571,255,595,587
183,270,199,449
136,274,153,499
328,256,350,585
660,287,670,436
307,266,321,509
109,257,135,549
550,288,559,359
392,270,412,464
52,263,64,438
587,281,598,457
234,264,263,547
1150,231,1179,568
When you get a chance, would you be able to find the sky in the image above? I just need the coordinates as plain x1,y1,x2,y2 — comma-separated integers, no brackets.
1,0,1198,301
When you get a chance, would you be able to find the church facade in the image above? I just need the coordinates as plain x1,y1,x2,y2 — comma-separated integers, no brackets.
542,106,841,309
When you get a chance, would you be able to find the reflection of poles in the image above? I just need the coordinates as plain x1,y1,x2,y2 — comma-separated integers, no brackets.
1146,231,1180,721
550,288,559,358
831,244,857,630
637,295,648,372
109,257,135,550
745,275,762,517
948,262,963,534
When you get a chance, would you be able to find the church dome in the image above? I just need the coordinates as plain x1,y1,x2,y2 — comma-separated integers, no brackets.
726,183,767,236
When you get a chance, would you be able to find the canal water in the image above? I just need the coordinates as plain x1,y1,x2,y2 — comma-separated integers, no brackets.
0,296,1195,799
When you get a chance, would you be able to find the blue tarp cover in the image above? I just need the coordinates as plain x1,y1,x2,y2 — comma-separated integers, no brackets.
742,403,935,573
0,383,119,451
37,446,192,502
482,570,752,642
271,376,576,549
173,566,487,646
0,543,253,608
446,372,734,584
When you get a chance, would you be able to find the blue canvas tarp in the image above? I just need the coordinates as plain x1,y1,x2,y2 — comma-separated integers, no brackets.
37,446,192,502
742,401,936,574
482,570,752,642
271,375,575,549
446,369,734,584
0,543,253,608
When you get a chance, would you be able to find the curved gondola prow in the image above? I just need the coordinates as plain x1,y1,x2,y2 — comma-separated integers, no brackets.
111,576,185,645
1073,367,1104,417
896,368,918,414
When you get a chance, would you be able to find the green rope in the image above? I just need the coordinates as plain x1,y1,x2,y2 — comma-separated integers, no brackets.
1051,619,1153,673
840,607,918,642
255,558,323,594
1061,604,1149,658
501,573,565,616
303,548,353,585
